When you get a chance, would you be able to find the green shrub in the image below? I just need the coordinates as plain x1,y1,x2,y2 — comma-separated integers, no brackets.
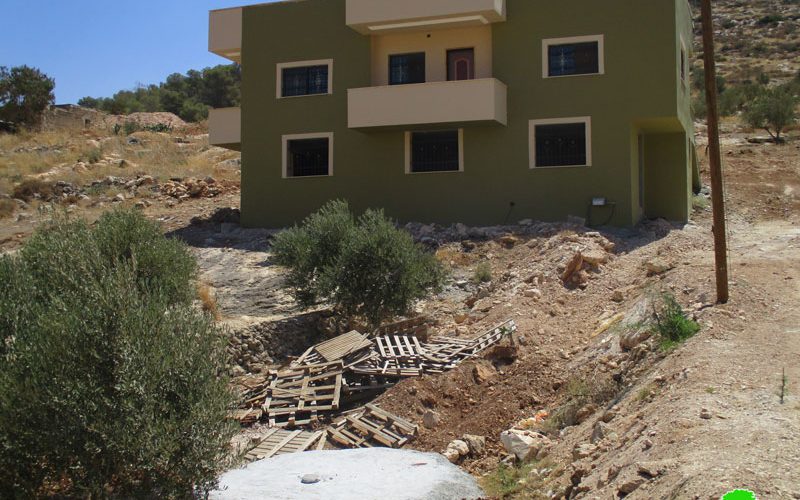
85,147,102,164
123,120,139,135
0,210,235,498
271,199,356,307
692,93,708,120
652,293,700,350
757,14,784,26
472,262,493,283
143,122,173,133
272,200,446,326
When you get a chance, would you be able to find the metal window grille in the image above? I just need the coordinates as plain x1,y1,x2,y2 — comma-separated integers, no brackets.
282,65,329,97
535,123,587,167
287,138,329,177
548,42,599,77
389,53,426,85
410,131,459,173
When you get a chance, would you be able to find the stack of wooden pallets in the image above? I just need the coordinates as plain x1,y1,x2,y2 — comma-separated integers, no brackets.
239,361,343,428
326,404,419,449
233,319,517,461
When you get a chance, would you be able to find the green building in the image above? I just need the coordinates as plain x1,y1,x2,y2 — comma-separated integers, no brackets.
209,0,698,228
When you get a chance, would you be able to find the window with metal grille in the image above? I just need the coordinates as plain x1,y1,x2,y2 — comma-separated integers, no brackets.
410,131,460,173
548,42,600,77
281,65,329,97
286,138,330,177
389,53,425,85
534,123,587,167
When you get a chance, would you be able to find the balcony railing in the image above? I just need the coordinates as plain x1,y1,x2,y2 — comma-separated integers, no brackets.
348,78,507,129
346,0,506,34
209,8,242,63
209,107,241,149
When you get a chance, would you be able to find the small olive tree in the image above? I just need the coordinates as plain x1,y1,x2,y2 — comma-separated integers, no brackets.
742,87,798,143
272,201,446,326
0,210,236,498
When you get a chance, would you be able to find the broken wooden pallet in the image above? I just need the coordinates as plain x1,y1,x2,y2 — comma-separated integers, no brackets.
326,404,418,449
244,428,326,462
425,320,517,364
292,330,375,368
229,408,263,425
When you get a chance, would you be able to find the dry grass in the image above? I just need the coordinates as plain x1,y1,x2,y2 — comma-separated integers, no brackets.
0,129,240,201
436,247,478,267
197,283,221,320
12,178,54,202
0,198,15,219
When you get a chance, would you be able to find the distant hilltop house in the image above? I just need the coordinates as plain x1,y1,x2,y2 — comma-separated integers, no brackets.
208,0,699,228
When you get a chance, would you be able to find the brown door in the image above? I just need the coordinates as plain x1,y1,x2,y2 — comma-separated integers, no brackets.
447,48,475,81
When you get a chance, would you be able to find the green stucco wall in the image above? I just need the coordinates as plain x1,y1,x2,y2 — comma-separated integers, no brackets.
643,132,691,222
238,0,694,228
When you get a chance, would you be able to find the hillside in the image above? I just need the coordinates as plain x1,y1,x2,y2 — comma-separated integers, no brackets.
702,0,800,83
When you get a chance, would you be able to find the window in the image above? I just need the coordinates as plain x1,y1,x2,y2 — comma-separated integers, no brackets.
447,48,475,81
405,130,463,174
542,35,604,78
276,59,333,98
529,117,591,168
390,53,425,85
282,133,333,178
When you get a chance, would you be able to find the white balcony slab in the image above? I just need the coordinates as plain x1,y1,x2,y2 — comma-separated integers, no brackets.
209,107,241,149
209,8,242,63
346,0,506,34
348,78,507,129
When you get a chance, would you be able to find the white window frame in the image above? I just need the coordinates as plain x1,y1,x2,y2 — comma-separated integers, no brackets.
281,132,334,179
542,35,605,79
276,59,334,99
528,117,592,169
404,129,464,175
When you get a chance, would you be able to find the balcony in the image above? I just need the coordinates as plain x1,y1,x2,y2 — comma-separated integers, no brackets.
346,0,506,35
348,78,507,129
209,107,241,150
209,7,242,63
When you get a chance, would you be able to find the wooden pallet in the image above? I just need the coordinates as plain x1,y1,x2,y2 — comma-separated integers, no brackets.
240,362,344,427
326,404,418,449
244,428,326,462
426,320,517,364
351,336,428,377
292,331,375,368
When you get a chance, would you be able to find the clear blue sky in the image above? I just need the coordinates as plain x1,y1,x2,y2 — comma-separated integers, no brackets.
0,1,275,104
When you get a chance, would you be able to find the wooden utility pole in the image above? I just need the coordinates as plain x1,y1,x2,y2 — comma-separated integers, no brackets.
700,0,729,304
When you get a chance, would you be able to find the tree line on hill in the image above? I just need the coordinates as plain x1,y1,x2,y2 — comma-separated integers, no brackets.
77,64,241,123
